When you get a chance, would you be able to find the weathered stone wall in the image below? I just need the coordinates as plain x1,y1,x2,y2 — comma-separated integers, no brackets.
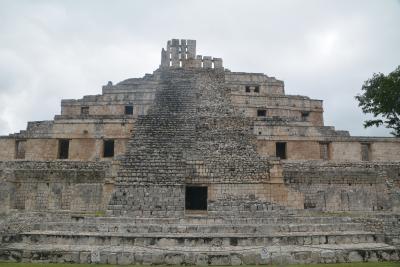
256,140,335,160
283,161,400,211
371,142,400,161
0,138,130,161
225,72,285,95
255,139,400,161
109,185,185,217
0,173,10,215
61,81,157,117
330,142,362,161
229,89,324,126
0,139,16,160
24,139,58,160
0,116,135,161
207,183,304,217
0,161,116,214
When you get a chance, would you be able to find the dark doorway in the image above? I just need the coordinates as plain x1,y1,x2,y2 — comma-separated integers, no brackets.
125,105,133,115
103,139,115,157
301,111,309,121
257,109,266,117
58,139,69,159
185,186,207,210
81,106,89,115
276,142,287,159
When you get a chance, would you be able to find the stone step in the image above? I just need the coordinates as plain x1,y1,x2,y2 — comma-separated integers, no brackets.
1,242,398,265
2,231,383,247
49,215,364,225
32,222,365,234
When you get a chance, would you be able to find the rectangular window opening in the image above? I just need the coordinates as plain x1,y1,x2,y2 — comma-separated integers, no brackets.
58,139,69,159
257,109,267,117
276,142,287,159
245,86,251,93
125,105,133,115
301,111,310,121
15,140,26,159
81,106,89,115
103,139,115,158
185,186,207,211
254,86,260,93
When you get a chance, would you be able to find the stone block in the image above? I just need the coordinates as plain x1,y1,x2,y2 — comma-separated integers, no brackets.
293,251,312,264
271,252,292,265
165,253,184,265
348,251,363,262
367,251,378,262
390,251,399,261
321,250,336,263
195,254,208,265
209,254,230,265
108,253,117,264
90,250,100,263
230,254,242,265
117,252,134,265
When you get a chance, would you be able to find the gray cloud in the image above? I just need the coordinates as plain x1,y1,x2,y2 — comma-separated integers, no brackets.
0,0,399,136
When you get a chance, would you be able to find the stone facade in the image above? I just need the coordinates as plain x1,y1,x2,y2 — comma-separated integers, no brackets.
0,161,116,214
0,39,399,265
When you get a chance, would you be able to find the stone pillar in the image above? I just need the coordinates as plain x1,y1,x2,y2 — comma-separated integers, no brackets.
170,45,180,68
160,48,169,68
195,55,203,68
159,39,200,69
187,39,196,59
213,58,223,69
203,56,212,68
180,39,187,60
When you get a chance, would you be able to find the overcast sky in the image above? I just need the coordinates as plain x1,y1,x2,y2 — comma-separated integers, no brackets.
0,0,399,136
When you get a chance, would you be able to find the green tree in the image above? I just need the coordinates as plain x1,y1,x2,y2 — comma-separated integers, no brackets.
355,66,400,137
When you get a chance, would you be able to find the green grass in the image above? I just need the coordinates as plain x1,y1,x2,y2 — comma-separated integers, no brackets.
0,262,399,267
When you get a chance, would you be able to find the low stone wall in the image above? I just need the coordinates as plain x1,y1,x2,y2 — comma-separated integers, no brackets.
0,161,117,214
1,246,399,265
109,185,185,217
207,183,304,217
283,161,400,212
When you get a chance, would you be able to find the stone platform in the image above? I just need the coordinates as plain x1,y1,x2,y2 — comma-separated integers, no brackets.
1,211,399,265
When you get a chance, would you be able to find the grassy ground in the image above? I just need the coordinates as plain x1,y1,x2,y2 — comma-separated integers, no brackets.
1,262,400,267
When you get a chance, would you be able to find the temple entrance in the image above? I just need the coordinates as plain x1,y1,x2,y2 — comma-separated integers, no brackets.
185,186,208,211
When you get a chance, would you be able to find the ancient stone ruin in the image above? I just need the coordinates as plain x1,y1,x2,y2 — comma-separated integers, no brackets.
0,39,399,265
